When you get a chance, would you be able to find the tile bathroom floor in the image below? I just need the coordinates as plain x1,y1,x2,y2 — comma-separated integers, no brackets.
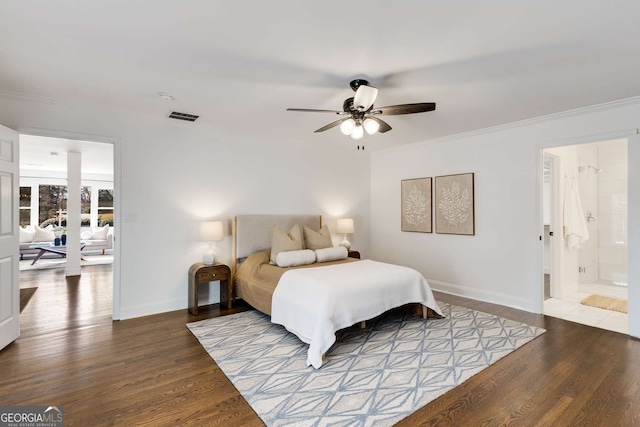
543,288,628,334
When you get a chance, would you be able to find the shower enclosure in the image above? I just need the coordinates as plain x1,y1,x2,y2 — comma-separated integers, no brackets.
577,140,628,298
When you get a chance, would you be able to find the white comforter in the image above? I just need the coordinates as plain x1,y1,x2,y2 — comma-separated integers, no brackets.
271,260,442,368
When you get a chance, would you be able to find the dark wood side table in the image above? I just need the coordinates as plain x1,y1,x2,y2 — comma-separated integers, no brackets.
348,250,361,259
188,262,231,315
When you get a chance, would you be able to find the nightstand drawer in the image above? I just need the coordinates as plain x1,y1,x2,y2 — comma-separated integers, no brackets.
196,270,225,282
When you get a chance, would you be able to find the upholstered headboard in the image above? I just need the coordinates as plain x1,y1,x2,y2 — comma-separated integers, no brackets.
232,214,322,272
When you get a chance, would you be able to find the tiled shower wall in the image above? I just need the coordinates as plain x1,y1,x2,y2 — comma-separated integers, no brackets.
578,140,628,286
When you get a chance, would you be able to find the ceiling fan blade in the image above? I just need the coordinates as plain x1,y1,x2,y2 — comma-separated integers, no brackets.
314,117,350,133
367,116,392,133
287,108,346,114
353,85,378,111
372,102,436,115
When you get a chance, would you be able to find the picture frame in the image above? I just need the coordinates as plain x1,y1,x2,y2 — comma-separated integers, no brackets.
401,177,432,233
435,173,475,235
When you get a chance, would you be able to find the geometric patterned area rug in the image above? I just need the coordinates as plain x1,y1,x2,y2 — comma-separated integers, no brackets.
580,294,628,313
188,302,545,426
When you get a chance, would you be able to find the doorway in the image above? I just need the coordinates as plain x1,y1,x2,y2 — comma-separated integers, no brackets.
18,134,115,331
542,138,628,334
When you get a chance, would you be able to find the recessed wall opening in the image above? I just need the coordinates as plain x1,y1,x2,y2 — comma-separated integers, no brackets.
542,138,628,333
18,134,115,335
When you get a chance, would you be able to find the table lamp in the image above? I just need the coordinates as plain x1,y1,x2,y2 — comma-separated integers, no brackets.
199,221,224,264
336,218,354,251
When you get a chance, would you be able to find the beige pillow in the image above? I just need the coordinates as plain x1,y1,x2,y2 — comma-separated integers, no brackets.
270,224,303,264
303,224,333,250
33,225,55,242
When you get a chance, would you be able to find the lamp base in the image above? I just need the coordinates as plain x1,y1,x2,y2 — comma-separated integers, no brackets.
202,242,217,265
339,235,351,251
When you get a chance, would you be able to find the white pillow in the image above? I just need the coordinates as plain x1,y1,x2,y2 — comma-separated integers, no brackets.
81,230,93,240
315,246,348,263
33,225,55,242
276,249,316,268
19,225,35,243
92,225,109,240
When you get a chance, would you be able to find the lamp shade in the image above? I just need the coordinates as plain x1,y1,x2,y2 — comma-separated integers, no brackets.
350,124,364,140
339,118,356,135
336,218,355,234
363,118,380,135
199,221,224,241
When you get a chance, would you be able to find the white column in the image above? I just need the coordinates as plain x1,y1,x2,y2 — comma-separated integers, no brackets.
30,184,38,226
90,186,99,227
66,151,81,276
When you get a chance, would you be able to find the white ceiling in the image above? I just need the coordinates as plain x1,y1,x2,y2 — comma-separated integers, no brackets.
2,1,640,151
19,134,113,176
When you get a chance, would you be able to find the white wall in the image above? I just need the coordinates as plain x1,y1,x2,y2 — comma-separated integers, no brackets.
0,94,371,319
371,98,640,339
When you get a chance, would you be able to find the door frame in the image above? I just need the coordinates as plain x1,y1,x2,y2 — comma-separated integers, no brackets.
543,152,562,300
16,127,122,320
535,128,637,332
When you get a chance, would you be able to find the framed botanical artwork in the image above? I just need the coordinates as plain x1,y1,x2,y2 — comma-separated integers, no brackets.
435,173,475,235
401,177,432,233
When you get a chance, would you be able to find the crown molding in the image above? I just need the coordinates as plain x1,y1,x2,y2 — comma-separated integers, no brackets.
379,95,640,154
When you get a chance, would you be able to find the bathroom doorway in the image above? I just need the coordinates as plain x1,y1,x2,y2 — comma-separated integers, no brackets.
542,138,628,333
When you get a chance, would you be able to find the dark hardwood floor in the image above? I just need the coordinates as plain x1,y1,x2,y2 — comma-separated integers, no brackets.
2,265,639,426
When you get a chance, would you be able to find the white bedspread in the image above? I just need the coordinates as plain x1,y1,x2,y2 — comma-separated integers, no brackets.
271,260,443,368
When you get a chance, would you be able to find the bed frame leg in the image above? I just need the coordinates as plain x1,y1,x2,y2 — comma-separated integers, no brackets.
422,305,428,319
322,353,326,362
359,321,366,329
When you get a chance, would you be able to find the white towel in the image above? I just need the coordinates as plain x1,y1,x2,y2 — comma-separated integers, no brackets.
563,178,589,248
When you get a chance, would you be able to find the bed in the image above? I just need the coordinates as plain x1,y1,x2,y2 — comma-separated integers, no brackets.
232,214,443,368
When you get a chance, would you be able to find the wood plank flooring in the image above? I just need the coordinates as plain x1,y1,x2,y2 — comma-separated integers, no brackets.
2,265,640,426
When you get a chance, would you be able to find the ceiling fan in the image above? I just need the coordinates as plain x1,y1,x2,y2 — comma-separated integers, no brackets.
287,79,436,149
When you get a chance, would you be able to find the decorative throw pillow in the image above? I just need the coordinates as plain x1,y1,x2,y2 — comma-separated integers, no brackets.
80,230,93,240
92,225,109,240
276,249,316,268
33,225,55,242
270,224,303,264
315,246,348,263
303,224,333,250
19,225,35,243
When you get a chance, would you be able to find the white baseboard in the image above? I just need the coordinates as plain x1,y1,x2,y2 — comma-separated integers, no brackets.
428,279,538,313
118,299,186,320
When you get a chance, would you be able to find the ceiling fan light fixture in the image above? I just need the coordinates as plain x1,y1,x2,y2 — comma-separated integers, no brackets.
363,118,380,135
353,85,378,111
350,124,364,140
340,118,356,135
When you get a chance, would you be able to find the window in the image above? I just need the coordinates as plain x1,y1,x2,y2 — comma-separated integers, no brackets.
98,189,114,226
81,186,91,226
38,185,93,227
19,186,31,227
38,185,67,227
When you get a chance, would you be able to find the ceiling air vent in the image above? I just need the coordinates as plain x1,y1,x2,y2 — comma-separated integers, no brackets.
167,111,200,122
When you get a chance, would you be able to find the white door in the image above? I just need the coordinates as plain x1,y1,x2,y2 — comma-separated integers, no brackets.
0,124,19,351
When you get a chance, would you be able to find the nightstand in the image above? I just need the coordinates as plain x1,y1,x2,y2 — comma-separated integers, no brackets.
348,250,361,259
188,262,232,315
